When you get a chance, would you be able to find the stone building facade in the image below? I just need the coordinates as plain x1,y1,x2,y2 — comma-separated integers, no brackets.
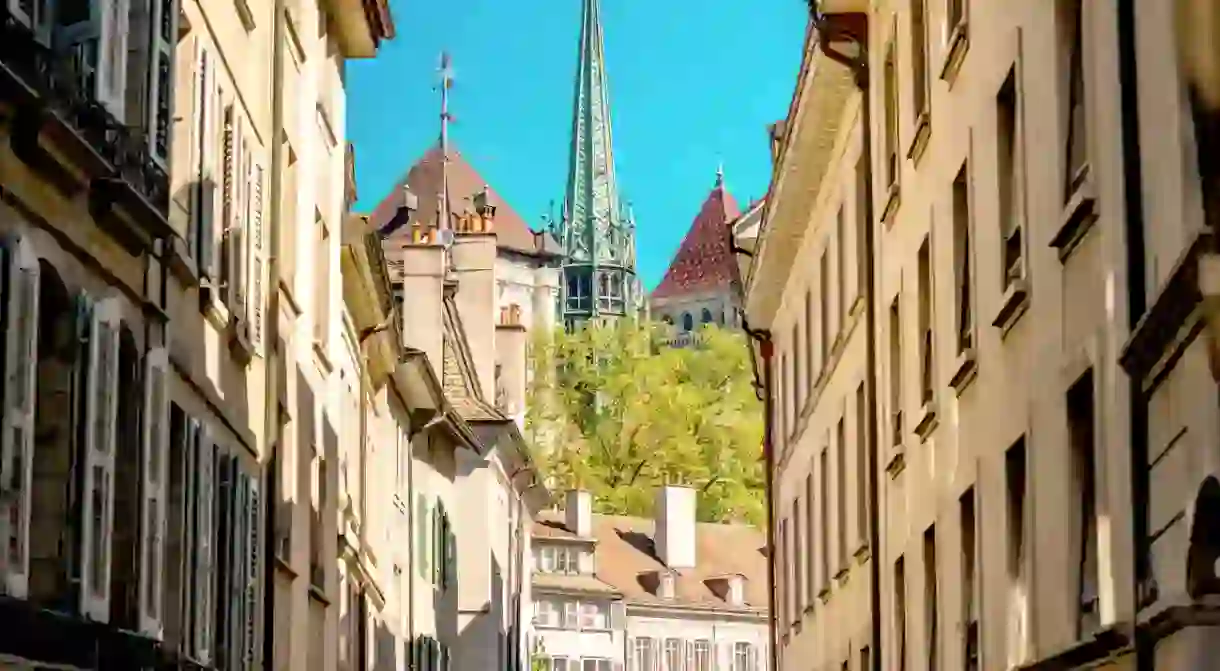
741,1,1220,670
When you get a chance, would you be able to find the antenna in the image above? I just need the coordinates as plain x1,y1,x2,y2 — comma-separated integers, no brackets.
438,51,455,233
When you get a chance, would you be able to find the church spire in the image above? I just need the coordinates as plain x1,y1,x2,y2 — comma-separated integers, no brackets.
557,0,639,327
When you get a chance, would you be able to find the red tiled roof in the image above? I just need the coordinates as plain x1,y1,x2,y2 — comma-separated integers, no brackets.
368,145,541,255
650,185,742,301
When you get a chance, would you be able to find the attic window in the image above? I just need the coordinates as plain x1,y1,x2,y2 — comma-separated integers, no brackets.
706,574,746,606
659,571,676,599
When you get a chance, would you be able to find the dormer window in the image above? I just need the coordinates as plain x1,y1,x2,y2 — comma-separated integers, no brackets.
705,574,746,606
659,572,675,599
534,544,586,575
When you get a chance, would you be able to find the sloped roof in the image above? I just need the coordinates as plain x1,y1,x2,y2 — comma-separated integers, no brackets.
369,145,547,256
440,291,506,423
650,182,742,301
532,510,768,614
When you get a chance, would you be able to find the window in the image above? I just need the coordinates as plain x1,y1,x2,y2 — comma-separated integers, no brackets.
917,237,933,405
806,472,817,602
804,290,815,387
792,325,802,412
665,639,683,671
314,215,331,344
961,488,979,671
777,517,789,631
191,46,220,280
281,146,299,290
220,104,249,316
733,643,758,671
1006,438,1029,666
952,163,974,353
924,525,939,671
820,447,831,582
861,646,871,671
889,296,903,446
895,556,908,671
579,602,607,630
1068,371,1100,638
693,640,712,671
534,599,559,627
633,637,657,671
681,312,694,332
700,308,713,324
582,659,611,671
781,353,790,440
884,37,900,189
562,600,579,629
566,271,592,312
910,0,930,120
837,417,848,569
787,340,798,429
309,445,325,589
820,250,830,366
997,67,1025,287
837,206,848,323
793,495,804,615
1063,0,1088,198
855,382,869,548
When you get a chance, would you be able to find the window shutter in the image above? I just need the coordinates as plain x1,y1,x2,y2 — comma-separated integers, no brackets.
416,496,427,578
248,161,265,352
562,601,578,629
610,601,625,630
221,108,237,305
0,237,39,599
146,0,176,165
244,472,261,668
194,426,216,663
78,296,120,622
56,0,128,115
432,505,442,586
138,347,170,638
198,50,220,279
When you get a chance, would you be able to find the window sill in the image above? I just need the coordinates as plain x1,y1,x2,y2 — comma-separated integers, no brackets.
939,21,969,86
835,567,850,585
160,236,199,287
949,348,979,396
234,0,256,31
280,276,302,316
314,338,333,374
854,542,871,564
308,582,331,606
992,277,1030,337
885,446,906,479
274,554,298,578
818,586,832,604
906,111,932,166
881,182,902,227
202,292,230,331
914,400,939,441
229,317,255,365
1051,171,1099,263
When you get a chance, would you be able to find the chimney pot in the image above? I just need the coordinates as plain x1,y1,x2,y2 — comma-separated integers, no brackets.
565,490,593,538
655,485,697,569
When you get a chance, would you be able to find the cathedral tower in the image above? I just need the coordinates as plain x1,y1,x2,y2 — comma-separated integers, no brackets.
554,0,639,328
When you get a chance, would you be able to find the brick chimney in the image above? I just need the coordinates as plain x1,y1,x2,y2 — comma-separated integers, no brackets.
655,485,696,569
564,490,593,538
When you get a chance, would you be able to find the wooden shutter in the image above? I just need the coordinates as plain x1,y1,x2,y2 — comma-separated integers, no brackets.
194,426,216,663
248,161,265,352
0,236,39,599
138,347,170,637
78,296,119,622
221,108,237,305
417,497,428,579
214,454,235,668
198,49,220,279
56,0,128,115
146,0,176,165
244,472,261,668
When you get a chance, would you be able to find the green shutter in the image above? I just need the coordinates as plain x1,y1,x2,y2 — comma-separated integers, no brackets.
416,496,428,579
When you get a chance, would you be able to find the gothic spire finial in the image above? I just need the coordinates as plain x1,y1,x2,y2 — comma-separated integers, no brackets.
715,161,725,188
438,51,455,232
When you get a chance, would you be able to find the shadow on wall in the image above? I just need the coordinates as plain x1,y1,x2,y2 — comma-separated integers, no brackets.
371,617,398,671
456,552,506,670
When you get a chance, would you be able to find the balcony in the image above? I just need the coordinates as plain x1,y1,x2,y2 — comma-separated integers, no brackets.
0,5,174,250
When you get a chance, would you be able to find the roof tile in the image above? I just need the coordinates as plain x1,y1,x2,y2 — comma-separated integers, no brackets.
651,186,743,301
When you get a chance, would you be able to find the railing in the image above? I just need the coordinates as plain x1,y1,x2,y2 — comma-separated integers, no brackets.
0,10,170,211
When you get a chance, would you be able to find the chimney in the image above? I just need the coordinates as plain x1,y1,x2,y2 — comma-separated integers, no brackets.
385,240,446,374
655,485,696,569
450,223,497,401
564,490,593,538
496,303,527,427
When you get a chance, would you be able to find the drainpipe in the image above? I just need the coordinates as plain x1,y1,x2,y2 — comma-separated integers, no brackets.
262,0,288,661
811,8,879,671
1115,0,1151,668
741,324,775,671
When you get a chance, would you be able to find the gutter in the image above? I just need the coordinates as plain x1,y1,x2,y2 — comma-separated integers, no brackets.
809,9,881,671
262,0,287,661
1115,1,1152,669
741,323,776,671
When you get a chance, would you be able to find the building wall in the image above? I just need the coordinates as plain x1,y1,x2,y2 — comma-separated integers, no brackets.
768,92,873,671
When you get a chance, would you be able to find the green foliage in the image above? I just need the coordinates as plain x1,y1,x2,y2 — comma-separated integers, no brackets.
525,319,765,526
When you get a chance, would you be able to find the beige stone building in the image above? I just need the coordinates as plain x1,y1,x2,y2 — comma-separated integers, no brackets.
742,1,1220,670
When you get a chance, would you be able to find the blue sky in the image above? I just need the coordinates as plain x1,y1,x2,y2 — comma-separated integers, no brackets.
346,0,807,289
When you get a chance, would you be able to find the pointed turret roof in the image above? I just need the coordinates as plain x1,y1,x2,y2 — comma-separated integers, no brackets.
368,146,558,257
651,171,742,301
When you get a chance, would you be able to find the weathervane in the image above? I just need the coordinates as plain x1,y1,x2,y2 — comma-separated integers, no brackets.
438,51,455,233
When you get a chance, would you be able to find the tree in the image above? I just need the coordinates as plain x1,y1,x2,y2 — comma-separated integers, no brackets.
524,319,765,526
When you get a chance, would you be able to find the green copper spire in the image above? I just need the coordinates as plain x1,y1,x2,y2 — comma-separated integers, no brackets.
556,0,639,328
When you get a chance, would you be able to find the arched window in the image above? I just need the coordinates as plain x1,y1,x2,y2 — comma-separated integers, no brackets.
701,308,714,324
681,312,694,332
